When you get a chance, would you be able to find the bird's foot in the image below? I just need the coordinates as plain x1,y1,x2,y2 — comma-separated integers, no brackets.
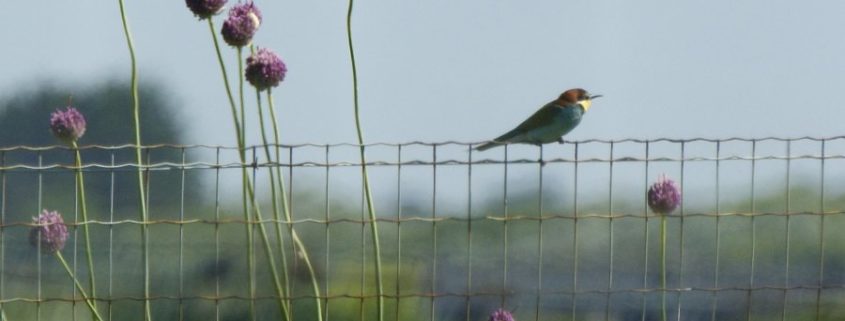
539,158,546,167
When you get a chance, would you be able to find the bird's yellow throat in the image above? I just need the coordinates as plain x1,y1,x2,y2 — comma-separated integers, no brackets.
578,99,592,112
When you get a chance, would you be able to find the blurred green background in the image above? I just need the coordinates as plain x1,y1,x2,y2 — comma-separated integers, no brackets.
1,84,844,320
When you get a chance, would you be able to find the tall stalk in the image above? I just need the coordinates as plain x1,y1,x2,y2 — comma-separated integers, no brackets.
267,88,323,321
71,141,97,311
346,1,384,320
206,19,290,320
235,46,258,321
115,1,150,320
254,87,292,319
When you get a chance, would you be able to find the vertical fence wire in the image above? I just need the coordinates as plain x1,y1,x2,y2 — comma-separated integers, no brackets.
815,139,826,320
534,147,544,321
501,146,509,309
746,139,757,321
213,147,221,321
782,141,792,321
604,142,615,321
466,146,474,321
143,149,152,318
359,147,366,321
72,150,79,321
324,145,332,321
287,146,297,314
178,148,186,321
144,149,152,316
36,151,43,321
394,145,402,321
571,142,580,321
676,141,687,321
1,138,845,320
429,145,437,321
711,142,723,321
108,153,115,321
640,141,650,321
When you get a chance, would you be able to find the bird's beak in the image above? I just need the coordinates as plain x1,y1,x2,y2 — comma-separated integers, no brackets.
589,94,603,100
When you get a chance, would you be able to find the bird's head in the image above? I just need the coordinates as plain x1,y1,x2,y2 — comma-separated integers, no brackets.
558,88,602,112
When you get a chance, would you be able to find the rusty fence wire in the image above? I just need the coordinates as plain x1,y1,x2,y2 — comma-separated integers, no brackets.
1,137,845,321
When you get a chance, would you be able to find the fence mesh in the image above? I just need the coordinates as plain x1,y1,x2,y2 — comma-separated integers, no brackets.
1,137,844,320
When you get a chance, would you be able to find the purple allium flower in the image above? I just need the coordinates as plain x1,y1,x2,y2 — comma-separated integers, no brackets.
29,210,69,254
245,48,287,90
221,1,262,47
647,174,681,215
185,0,227,19
489,309,515,321
50,106,86,143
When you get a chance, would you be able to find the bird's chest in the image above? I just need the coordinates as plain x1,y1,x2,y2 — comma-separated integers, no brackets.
550,107,582,134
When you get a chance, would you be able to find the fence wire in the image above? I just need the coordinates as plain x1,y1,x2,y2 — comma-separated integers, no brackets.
1,137,844,321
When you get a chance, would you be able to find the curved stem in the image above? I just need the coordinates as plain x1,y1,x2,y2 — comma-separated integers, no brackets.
72,141,97,311
660,215,667,321
347,2,384,320
56,252,104,321
115,1,150,320
206,20,288,320
268,89,323,321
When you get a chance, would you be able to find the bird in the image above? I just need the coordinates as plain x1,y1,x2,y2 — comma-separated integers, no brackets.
475,88,601,151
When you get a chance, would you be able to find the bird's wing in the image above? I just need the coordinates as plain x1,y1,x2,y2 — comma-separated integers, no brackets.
492,102,563,142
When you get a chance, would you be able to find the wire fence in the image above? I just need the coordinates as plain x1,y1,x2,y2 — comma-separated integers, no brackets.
1,137,845,321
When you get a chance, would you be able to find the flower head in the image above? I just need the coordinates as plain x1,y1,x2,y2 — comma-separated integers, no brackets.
221,1,262,47
29,210,69,254
50,106,86,143
489,309,515,321
185,0,227,19
647,174,681,215
245,48,287,90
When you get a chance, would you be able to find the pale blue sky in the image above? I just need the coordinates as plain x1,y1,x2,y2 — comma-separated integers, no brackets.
4,1,845,146
3,1,844,207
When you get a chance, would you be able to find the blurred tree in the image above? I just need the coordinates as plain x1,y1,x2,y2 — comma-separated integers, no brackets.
0,79,201,219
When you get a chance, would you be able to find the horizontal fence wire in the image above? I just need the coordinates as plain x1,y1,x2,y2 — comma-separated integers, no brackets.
1,137,844,321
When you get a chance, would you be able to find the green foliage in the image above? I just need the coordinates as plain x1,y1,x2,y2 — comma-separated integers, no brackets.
0,80,198,218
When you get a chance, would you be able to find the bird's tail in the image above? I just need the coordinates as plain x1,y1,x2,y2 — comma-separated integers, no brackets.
474,141,502,151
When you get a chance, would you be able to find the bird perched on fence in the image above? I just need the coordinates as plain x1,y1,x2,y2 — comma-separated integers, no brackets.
475,88,601,151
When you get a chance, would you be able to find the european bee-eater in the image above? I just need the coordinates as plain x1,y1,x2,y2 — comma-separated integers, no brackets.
475,88,601,151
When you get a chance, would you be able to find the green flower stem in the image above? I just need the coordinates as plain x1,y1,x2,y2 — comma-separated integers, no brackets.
254,88,292,319
347,1,384,320
206,19,289,320
660,215,667,321
244,167,291,321
55,252,104,321
207,19,242,142
235,45,258,321
238,48,246,151
71,141,97,311
207,19,255,320
267,88,323,321
115,1,150,320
